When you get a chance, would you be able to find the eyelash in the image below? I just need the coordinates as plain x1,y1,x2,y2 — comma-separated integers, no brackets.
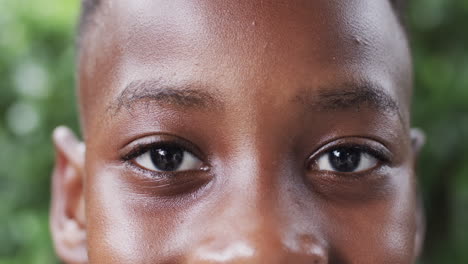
122,139,198,161
122,142,160,161
307,141,392,173
121,138,206,176
121,138,392,177
324,145,389,162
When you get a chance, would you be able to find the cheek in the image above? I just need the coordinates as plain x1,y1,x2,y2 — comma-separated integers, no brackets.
85,166,187,263
325,169,417,263
83,161,418,263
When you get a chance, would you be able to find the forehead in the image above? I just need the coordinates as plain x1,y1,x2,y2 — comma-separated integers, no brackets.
79,0,411,133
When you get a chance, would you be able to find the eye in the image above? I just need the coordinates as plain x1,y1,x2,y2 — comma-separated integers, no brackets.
316,147,378,173
133,143,204,172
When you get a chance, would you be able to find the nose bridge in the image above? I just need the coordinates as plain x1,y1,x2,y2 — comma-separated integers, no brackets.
186,147,328,263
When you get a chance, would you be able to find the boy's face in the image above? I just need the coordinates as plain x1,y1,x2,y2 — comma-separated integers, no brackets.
51,0,424,263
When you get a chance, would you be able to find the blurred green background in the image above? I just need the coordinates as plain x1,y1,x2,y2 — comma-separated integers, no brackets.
0,0,467,263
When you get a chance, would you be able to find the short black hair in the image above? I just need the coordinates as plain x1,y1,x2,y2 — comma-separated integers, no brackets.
77,0,101,50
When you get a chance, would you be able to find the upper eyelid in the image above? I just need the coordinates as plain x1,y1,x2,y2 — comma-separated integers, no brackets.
322,146,389,161
120,135,206,162
124,143,201,162
121,143,154,161
121,135,393,168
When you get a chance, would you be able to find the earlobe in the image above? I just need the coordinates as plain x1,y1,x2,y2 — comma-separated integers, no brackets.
410,128,426,258
50,126,88,264
414,192,426,259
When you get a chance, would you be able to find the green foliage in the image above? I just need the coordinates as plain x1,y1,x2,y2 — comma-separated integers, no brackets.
0,1,79,263
0,0,467,263
408,0,468,262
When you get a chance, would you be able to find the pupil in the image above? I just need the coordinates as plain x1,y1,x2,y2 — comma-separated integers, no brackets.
150,145,184,171
328,147,361,172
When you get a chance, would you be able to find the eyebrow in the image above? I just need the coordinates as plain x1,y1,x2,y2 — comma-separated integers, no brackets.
297,83,401,116
111,79,402,121
111,79,222,115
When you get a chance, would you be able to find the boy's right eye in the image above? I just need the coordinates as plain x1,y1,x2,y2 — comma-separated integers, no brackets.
132,143,204,172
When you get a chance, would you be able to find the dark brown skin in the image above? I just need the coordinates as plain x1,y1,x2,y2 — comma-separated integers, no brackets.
50,0,426,263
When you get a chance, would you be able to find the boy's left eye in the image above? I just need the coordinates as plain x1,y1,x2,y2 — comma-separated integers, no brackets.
315,147,379,173
133,144,203,172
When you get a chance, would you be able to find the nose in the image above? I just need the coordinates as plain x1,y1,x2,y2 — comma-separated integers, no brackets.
185,192,329,264
186,144,329,263
186,234,328,264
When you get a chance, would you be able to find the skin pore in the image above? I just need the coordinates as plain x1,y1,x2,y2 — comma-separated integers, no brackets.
51,0,425,263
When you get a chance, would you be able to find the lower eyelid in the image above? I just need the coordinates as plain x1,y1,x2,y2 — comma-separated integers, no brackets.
121,163,210,197
125,161,167,179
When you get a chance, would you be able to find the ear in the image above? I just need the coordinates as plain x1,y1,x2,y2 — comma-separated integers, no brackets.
410,128,426,258
50,126,88,264
410,128,425,159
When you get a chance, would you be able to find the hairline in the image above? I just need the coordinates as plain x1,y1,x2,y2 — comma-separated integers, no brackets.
76,0,408,54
